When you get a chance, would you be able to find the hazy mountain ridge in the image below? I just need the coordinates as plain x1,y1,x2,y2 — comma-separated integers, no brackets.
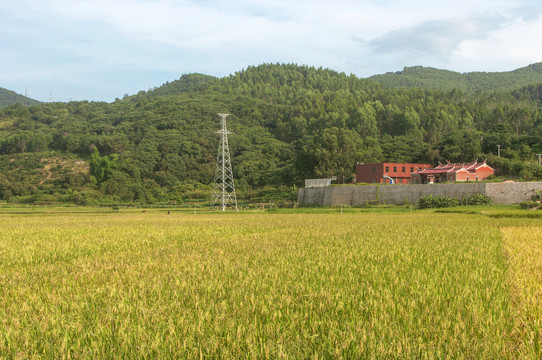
0,87,41,108
370,62,542,94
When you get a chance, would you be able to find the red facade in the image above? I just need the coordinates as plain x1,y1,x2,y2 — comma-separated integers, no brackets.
411,160,495,184
356,163,432,184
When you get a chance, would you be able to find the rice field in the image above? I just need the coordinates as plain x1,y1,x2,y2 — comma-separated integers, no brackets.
503,226,542,359
0,208,540,358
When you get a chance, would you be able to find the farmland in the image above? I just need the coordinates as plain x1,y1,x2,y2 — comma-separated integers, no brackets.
0,207,541,358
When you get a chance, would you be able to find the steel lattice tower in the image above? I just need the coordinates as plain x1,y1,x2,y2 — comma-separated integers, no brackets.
212,113,238,211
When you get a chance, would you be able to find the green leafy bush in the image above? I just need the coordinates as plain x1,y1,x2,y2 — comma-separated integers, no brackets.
519,200,540,209
461,194,493,206
418,194,459,209
420,193,493,208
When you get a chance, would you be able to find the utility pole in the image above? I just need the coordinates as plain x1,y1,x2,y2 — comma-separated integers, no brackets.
497,144,501,158
537,154,542,166
211,113,238,211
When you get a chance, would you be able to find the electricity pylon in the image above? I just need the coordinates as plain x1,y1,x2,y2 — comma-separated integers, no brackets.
212,113,238,211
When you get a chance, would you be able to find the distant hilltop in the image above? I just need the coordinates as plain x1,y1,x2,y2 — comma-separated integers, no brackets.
370,62,542,94
0,87,41,108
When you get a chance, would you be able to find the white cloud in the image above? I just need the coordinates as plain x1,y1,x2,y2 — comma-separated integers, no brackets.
1,0,541,101
453,15,542,72
369,15,508,58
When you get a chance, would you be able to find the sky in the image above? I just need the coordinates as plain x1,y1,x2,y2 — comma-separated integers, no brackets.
1,0,542,103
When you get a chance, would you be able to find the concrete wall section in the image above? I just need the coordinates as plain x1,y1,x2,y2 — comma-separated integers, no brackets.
351,187,378,205
485,182,542,204
324,187,354,206
297,187,327,205
298,182,542,206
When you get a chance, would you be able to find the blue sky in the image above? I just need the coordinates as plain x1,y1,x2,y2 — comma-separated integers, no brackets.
1,0,542,102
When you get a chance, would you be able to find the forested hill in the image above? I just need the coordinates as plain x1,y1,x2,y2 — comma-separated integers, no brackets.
1,63,542,205
370,62,542,93
0,87,41,108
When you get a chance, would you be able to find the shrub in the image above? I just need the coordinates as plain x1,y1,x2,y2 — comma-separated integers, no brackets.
420,194,493,209
461,194,492,206
418,194,459,209
532,190,542,202
519,200,540,209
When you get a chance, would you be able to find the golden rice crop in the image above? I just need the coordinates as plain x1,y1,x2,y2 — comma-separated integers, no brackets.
0,210,532,358
503,226,542,359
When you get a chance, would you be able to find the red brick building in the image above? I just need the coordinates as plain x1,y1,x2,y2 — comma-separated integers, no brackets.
356,162,432,184
411,160,495,184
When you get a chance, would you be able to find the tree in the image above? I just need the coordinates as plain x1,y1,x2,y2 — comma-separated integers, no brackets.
296,127,361,183
349,103,378,139
358,136,383,164
90,148,118,184
437,130,482,162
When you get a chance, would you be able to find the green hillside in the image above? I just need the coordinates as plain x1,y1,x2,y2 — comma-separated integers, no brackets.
1,63,541,205
0,87,41,108
371,62,542,93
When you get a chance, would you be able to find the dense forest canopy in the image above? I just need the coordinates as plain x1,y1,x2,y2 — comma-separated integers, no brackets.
1,63,542,205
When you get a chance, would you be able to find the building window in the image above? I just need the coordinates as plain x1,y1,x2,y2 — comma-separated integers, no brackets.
410,167,414,172
393,166,397,172
402,167,405,173
372,167,376,173
385,166,389,172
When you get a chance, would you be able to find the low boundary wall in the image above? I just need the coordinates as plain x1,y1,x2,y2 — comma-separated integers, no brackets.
297,182,542,206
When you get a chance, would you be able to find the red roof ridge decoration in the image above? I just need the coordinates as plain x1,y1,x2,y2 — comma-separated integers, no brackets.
411,159,495,183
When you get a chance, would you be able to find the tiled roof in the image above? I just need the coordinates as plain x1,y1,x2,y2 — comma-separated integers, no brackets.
412,160,494,175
